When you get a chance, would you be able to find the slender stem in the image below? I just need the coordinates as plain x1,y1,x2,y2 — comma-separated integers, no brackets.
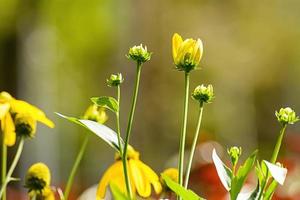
116,85,123,156
258,124,287,199
1,138,7,200
64,134,89,200
122,62,142,199
0,138,24,198
184,103,203,188
178,72,190,194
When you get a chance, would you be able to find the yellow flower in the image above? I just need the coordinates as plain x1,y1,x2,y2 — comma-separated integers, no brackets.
96,146,162,199
0,91,54,146
160,168,179,191
83,104,108,124
172,33,203,72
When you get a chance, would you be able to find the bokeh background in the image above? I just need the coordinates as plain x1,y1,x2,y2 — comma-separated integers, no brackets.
1,0,300,199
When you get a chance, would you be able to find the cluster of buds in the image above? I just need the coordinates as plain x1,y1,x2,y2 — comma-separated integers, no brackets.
25,163,54,200
227,146,242,168
127,44,152,64
106,73,124,87
275,107,299,125
172,33,203,73
192,84,214,104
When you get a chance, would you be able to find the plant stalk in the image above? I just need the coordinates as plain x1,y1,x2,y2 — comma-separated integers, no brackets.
64,134,89,200
184,103,203,188
178,72,190,197
1,138,7,200
122,62,142,199
116,85,123,156
0,138,24,198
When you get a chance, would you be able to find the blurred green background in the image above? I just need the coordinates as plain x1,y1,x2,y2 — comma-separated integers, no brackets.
1,0,300,199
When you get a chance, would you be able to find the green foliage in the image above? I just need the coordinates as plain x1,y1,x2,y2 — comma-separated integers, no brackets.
162,174,205,200
91,96,119,113
110,183,131,200
56,113,123,151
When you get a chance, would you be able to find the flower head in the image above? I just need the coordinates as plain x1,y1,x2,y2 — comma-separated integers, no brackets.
127,44,152,64
83,105,108,124
14,113,37,138
275,107,299,125
172,33,203,72
227,146,242,167
160,168,178,191
0,91,54,146
96,146,162,199
25,163,51,193
107,73,124,87
192,84,214,104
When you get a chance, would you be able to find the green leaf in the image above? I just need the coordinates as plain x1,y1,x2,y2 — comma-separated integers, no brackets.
263,160,287,185
56,113,123,151
230,150,258,200
91,96,119,113
162,174,205,200
212,149,233,191
263,180,277,200
110,183,131,200
246,181,262,200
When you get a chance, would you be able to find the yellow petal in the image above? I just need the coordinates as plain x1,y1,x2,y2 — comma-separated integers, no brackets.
138,160,162,194
10,100,54,128
1,113,16,146
0,103,10,119
96,161,124,199
193,39,203,65
176,39,195,65
172,33,183,61
129,159,151,198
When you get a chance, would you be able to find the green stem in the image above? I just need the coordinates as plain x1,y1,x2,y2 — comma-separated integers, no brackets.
178,72,190,193
64,134,89,200
122,62,142,199
259,124,287,199
116,85,123,156
184,102,203,188
1,138,7,200
0,138,24,198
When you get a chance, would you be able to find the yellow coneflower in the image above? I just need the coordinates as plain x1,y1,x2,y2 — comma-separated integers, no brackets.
96,146,162,199
0,91,54,146
25,163,55,200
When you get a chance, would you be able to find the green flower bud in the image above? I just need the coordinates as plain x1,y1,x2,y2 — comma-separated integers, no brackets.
25,163,51,194
83,105,108,124
127,44,152,64
192,84,214,104
275,107,299,125
14,113,37,138
107,73,124,87
227,146,242,167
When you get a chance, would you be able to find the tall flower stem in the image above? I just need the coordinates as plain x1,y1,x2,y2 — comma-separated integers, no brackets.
122,62,142,199
116,85,123,156
178,72,190,191
1,138,7,200
184,102,203,188
0,138,24,198
64,134,89,200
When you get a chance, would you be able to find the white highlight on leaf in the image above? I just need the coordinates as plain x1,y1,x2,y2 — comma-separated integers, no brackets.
263,160,287,185
212,148,231,191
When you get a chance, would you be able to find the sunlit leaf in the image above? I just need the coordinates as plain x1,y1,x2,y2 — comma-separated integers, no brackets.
212,149,232,191
263,180,278,200
263,160,287,185
162,175,205,200
91,96,119,113
56,113,123,151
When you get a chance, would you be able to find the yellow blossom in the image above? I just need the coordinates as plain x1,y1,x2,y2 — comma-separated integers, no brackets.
0,91,54,146
172,33,203,72
160,168,179,191
83,104,108,124
96,146,162,199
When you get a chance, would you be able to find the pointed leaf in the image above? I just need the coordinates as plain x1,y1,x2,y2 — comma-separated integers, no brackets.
230,150,258,200
91,96,119,113
263,179,278,200
162,175,205,200
56,113,123,151
263,160,287,185
212,149,232,191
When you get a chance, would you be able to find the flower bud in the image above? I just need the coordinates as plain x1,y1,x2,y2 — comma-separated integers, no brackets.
127,44,151,64
192,84,214,104
227,146,242,167
83,105,108,124
25,163,51,193
14,113,37,138
160,168,179,191
275,107,299,125
107,73,124,87
172,33,203,72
